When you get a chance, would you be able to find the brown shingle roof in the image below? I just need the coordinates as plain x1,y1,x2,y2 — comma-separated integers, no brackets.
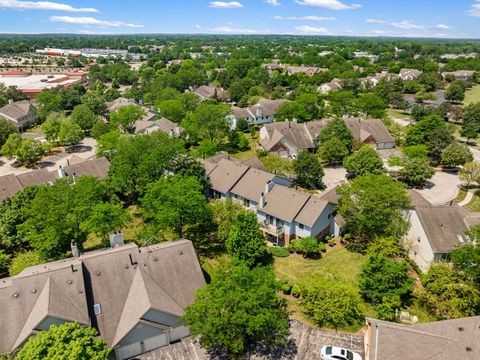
344,117,394,144
207,158,249,194
16,168,58,187
231,167,275,202
155,117,184,136
259,184,310,223
64,157,110,179
0,174,23,202
295,196,330,227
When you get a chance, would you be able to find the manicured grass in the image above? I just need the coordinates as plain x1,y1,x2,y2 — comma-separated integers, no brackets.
457,189,468,203
466,192,480,212
388,108,411,119
25,125,44,135
201,253,231,282
464,85,480,106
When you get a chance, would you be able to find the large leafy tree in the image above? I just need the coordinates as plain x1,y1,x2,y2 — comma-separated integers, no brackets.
42,112,66,143
343,145,385,178
461,103,480,140
450,242,480,283
359,254,413,317
19,177,110,259
141,175,211,239
80,203,131,242
71,104,99,134
0,118,17,149
319,118,354,151
459,162,480,187
108,131,185,201
15,138,47,166
440,142,473,168
16,322,110,360
183,263,288,357
0,132,22,158
35,91,63,121
428,125,454,162
226,212,267,267
317,137,349,163
405,115,446,146
399,157,435,188
109,104,146,134
300,277,363,329
292,151,325,189
58,119,84,146
337,174,411,243
418,262,480,319
355,93,387,118
445,80,466,103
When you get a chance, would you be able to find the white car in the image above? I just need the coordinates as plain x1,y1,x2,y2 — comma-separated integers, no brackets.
320,346,362,360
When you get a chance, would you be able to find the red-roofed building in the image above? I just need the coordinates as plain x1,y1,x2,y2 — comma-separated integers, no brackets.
0,70,32,77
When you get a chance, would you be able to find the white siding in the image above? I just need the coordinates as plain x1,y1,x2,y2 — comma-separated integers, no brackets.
404,210,435,272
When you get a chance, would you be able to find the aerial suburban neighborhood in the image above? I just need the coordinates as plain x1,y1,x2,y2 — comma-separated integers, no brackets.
2,1,480,360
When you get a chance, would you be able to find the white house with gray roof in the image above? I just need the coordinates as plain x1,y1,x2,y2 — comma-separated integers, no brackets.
0,100,36,130
229,98,288,129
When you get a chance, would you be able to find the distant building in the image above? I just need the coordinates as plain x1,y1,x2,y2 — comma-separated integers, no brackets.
442,70,475,81
229,98,288,129
193,85,229,101
0,239,205,360
133,117,184,137
318,78,342,94
0,100,37,130
399,68,422,81
259,117,394,158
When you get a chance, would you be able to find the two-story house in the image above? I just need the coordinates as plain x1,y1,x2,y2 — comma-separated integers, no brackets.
0,100,37,131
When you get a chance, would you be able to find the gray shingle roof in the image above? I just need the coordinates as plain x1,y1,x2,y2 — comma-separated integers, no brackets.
0,100,33,120
0,174,23,202
259,184,310,223
366,317,480,360
64,157,110,179
295,196,331,228
231,167,275,203
207,158,250,194
0,240,205,352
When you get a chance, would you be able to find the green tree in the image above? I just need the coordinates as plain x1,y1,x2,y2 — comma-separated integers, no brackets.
42,112,65,143
209,199,247,245
359,254,413,309
0,118,17,149
0,250,11,278
71,104,99,134
405,115,446,146
459,162,480,187
440,142,473,168
319,118,354,152
9,251,44,276
399,158,435,188
403,145,429,160
108,131,185,201
428,125,455,161
141,175,211,239
80,203,131,242
19,177,110,259
418,262,480,319
90,120,112,140
82,90,107,116
300,277,363,329
343,145,385,177
367,237,407,260
109,104,146,134
356,93,387,118
317,137,349,164
276,101,305,122
226,212,267,267
16,138,46,165
183,263,288,357
290,236,324,258
0,132,22,158
461,103,480,140
16,322,110,360
58,119,84,146
445,80,466,103
337,174,411,242
35,91,62,121
292,151,325,189
449,242,480,283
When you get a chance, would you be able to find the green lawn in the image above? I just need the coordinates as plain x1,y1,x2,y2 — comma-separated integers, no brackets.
230,132,258,160
464,85,480,106
457,189,468,203
466,192,480,212
388,108,411,119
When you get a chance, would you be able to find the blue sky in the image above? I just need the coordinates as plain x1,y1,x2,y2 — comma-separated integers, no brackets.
1,0,480,38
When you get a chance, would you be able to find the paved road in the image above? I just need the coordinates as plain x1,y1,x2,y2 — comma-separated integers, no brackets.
323,166,347,190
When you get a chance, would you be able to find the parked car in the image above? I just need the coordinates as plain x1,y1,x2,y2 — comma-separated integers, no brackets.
320,346,362,360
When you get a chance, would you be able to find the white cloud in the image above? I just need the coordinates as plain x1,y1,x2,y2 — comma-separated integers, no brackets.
194,24,201,29
0,0,97,12
435,24,450,30
294,25,329,34
49,16,143,28
366,18,387,24
210,26,260,33
209,1,243,8
294,0,361,10
369,29,386,35
467,1,480,16
390,20,425,30
274,15,335,21
265,0,280,5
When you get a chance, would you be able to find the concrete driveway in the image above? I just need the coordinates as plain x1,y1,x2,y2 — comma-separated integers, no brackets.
323,165,347,190
416,170,461,205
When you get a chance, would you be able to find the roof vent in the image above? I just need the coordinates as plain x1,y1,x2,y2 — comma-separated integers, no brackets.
459,327,464,331
96,271,101,276
13,293,18,298
466,347,472,352
32,289,36,293
93,304,102,315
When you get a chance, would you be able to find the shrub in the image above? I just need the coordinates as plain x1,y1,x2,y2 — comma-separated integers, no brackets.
269,246,291,258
